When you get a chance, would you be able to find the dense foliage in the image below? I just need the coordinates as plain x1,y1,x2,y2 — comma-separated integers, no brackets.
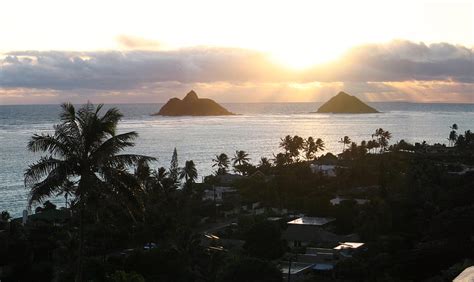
1,105,473,281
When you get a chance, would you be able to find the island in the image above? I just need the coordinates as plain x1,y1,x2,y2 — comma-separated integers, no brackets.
317,91,379,113
154,90,234,116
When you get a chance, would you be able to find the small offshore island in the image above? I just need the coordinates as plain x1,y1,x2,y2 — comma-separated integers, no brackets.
317,91,379,113
154,90,234,116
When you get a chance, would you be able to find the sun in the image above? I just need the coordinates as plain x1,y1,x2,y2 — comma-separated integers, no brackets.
268,44,345,70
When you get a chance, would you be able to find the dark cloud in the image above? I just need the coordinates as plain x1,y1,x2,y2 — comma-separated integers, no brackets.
0,40,472,94
0,48,290,91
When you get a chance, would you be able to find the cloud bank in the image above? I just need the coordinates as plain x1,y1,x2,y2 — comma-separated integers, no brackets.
1,40,473,104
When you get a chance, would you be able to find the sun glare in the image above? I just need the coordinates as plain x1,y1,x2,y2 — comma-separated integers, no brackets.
268,45,345,70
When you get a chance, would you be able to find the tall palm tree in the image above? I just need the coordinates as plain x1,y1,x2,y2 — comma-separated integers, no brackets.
180,160,198,184
372,128,392,153
339,136,351,153
212,153,230,175
24,102,154,282
448,124,458,147
304,137,317,160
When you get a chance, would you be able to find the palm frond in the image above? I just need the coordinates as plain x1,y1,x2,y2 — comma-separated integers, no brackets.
104,154,156,169
59,103,76,123
27,133,70,156
100,107,123,136
24,157,68,185
90,132,138,163
27,167,68,207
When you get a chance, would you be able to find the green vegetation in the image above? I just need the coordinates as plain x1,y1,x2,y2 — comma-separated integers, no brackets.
0,103,473,281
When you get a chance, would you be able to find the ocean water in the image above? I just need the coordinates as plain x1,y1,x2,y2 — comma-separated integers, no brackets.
1,102,474,216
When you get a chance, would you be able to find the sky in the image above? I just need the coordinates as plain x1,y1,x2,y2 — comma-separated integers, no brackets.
0,0,473,104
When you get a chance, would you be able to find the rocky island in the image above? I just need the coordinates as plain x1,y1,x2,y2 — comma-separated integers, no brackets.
154,90,234,116
317,91,379,113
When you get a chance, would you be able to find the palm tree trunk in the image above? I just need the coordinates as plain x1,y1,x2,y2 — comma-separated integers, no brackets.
75,201,85,282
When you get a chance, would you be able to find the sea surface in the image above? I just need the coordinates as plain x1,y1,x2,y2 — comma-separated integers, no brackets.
1,102,474,216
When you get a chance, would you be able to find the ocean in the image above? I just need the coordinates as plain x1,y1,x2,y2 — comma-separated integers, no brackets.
1,102,473,216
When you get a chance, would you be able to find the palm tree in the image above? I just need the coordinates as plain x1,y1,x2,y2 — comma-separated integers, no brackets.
304,137,317,160
304,137,325,160
232,150,250,166
315,138,325,152
339,136,351,153
153,167,168,182
279,135,292,154
273,153,290,167
259,157,271,168
24,102,154,282
289,135,304,162
180,160,198,184
448,124,458,147
212,153,230,175
372,128,392,153
367,139,378,154
359,140,368,156
232,150,250,175
448,130,458,147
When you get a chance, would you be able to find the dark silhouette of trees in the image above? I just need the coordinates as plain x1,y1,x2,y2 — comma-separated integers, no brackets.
212,153,230,175
216,256,282,282
372,128,392,153
339,136,351,153
169,148,179,183
279,135,304,162
232,150,251,175
24,102,154,281
243,221,285,260
448,124,458,147
304,137,325,160
180,160,198,184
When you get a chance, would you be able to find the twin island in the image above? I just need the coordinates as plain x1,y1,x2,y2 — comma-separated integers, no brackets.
153,90,379,116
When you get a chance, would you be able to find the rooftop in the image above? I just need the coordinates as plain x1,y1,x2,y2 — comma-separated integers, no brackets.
334,242,365,250
287,217,336,226
454,266,474,282
280,262,314,275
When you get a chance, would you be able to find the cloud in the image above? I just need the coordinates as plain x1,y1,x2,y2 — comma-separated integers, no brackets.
0,40,473,103
308,40,474,83
116,35,162,50
0,48,291,91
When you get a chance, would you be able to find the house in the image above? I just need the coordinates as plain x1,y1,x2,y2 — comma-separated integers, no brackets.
202,186,239,203
283,217,337,247
334,242,366,258
330,196,369,205
214,173,245,186
310,164,337,177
